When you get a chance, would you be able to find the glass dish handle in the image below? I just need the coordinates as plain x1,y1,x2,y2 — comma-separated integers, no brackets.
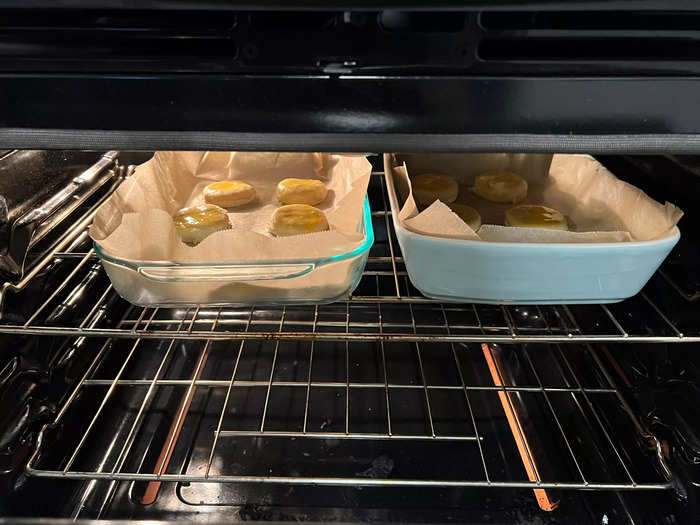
137,263,315,282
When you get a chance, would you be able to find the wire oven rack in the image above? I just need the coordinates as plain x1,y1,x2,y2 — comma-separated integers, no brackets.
0,173,695,344
0,165,687,492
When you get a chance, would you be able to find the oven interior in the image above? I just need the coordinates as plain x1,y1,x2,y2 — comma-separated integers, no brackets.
0,151,699,524
3,2,700,523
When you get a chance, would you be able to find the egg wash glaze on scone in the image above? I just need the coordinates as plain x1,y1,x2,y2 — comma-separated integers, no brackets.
173,203,231,245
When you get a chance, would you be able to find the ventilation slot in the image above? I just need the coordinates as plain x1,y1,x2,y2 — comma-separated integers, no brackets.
480,11,700,31
248,12,336,30
0,9,236,63
379,11,466,32
479,37,700,61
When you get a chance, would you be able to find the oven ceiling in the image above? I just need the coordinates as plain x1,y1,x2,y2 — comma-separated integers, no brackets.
2,3,700,152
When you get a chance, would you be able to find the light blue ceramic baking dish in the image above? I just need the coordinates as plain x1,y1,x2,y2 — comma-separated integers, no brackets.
384,156,680,304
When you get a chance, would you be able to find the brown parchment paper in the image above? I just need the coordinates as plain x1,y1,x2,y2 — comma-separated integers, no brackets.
391,153,682,243
90,152,372,262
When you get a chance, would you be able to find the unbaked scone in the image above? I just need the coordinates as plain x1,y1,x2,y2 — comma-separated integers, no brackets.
411,173,459,206
204,180,256,208
173,203,231,245
270,204,329,237
448,203,482,231
505,205,568,231
276,178,328,205
473,171,528,204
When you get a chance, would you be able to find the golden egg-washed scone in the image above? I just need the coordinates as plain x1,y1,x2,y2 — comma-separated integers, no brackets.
276,178,328,205
473,171,528,204
173,203,231,245
411,173,459,206
204,180,256,208
270,204,329,237
448,203,482,231
505,205,569,231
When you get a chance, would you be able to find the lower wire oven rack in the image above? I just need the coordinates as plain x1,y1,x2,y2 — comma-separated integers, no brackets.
0,165,690,493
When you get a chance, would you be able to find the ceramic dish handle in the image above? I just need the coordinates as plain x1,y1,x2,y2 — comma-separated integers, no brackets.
137,263,315,282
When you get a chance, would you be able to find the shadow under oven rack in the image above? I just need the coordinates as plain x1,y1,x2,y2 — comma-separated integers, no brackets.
0,169,691,492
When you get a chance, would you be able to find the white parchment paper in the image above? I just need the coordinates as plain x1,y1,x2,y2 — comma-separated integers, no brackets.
90,152,372,262
391,153,682,243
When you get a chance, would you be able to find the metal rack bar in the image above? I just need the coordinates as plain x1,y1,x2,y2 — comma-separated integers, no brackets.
75,378,616,392
585,344,676,485
62,311,156,472
78,284,113,329
105,315,680,337
50,305,136,425
378,174,401,298
154,310,220,477
379,303,393,437
501,306,518,338
640,292,684,338
259,307,286,433
441,304,490,482
24,249,96,327
114,318,490,330
7,325,697,343
556,311,657,480
658,268,700,302
23,468,672,490
540,342,641,489
108,314,190,475
302,305,318,434
521,347,588,485
217,431,477,441
205,308,254,478
410,304,437,438
600,305,628,338
75,379,617,393
555,344,637,486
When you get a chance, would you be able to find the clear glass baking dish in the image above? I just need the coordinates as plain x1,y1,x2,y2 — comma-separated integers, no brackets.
94,197,373,306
